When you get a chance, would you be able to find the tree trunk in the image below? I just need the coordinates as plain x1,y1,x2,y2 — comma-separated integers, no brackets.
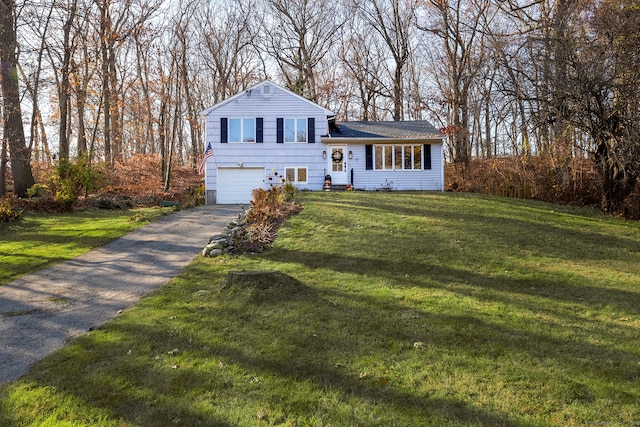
18,64,51,164
159,98,167,183
484,92,492,158
76,84,88,157
58,0,77,161
0,0,35,197
135,34,154,155
99,0,112,164
0,124,6,197
108,47,122,162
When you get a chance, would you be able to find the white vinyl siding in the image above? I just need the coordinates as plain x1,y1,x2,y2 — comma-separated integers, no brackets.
204,87,328,146
343,142,444,191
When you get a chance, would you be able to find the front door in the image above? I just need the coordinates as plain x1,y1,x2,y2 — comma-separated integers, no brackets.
328,145,348,184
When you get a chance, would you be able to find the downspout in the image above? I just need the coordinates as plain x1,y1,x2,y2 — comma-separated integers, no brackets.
441,137,445,191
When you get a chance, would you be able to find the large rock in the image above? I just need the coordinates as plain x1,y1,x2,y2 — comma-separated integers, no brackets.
202,212,248,257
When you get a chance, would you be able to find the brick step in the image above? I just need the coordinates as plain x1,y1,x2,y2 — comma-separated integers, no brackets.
328,184,349,191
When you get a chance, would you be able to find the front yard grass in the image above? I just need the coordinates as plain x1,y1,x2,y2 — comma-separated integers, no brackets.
1,192,639,426
0,207,175,286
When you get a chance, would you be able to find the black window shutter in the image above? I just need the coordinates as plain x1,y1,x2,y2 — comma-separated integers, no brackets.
307,117,315,143
256,118,263,143
365,145,373,170
220,118,228,143
276,118,284,143
423,144,432,169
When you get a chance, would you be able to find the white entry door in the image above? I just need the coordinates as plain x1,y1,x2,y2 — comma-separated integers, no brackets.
328,145,348,184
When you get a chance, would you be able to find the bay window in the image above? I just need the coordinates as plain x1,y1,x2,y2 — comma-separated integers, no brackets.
372,144,424,170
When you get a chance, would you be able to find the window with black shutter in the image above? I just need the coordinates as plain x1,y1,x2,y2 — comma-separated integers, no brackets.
307,118,315,143
276,118,284,143
220,118,228,143
423,144,432,170
256,118,264,143
365,145,373,170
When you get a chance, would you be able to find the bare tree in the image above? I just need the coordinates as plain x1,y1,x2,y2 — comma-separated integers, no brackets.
0,104,5,196
358,0,416,121
94,0,160,165
0,0,35,197
58,0,78,160
561,0,640,211
496,0,640,210
262,0,347,101
18,64,52,164
338,21,390,120
417,0,492,163
196,0,259,103
19,1,54,164
132,23,158,156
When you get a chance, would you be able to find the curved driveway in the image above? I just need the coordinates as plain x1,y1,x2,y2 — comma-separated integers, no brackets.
0,205,240,384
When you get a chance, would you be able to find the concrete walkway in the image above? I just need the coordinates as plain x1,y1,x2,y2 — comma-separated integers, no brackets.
0,205,240,385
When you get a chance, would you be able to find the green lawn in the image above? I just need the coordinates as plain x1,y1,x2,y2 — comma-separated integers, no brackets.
0,207,175,286
1,192,638,426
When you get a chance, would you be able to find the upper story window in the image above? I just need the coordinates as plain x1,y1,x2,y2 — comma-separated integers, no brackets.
220,117,263,143
229,118,255,143
285,118,307,143
277,117,315,144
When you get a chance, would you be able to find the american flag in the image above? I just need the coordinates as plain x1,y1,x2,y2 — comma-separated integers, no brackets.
198,143,213,175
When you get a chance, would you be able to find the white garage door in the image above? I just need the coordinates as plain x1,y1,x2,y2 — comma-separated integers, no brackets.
217,167,265,204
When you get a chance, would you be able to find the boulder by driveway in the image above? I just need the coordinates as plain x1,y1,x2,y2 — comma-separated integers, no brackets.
0,205,240,385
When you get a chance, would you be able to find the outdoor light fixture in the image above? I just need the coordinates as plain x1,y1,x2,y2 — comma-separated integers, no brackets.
323,151,327,159
349,151,353,159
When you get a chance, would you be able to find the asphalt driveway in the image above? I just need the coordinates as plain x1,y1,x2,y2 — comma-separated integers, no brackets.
0,205,240,384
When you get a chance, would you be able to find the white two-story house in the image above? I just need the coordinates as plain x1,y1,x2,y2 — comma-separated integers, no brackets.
199,80,445,204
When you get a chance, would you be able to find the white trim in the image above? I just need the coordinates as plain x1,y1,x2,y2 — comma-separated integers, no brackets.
373,144,424,171
322,137,444,144
284,118,308,143
284,166,309,184
228,118,256,143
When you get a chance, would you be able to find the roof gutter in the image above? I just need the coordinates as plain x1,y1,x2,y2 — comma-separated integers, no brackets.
321,137,445,144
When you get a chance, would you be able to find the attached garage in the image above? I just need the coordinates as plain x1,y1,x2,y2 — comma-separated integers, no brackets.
216,167,265,204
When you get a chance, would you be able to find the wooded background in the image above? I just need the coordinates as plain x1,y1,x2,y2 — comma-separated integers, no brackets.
1,0,639,216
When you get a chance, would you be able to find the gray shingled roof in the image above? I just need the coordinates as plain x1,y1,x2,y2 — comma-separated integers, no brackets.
329,120,444,139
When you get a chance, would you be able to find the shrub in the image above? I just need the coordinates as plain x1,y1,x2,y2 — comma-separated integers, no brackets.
231,183,302,254
282,181,296,201
26,183,49,198
181,185,205,208
0,197,22,222
48,156,103,208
